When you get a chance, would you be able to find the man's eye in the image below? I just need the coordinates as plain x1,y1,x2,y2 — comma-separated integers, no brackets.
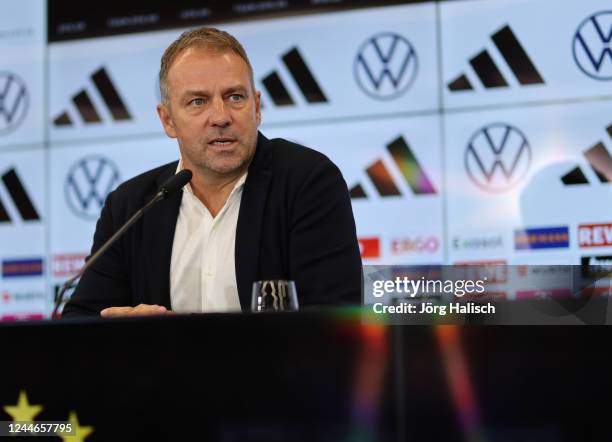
190,98,205,106
228,94,243,102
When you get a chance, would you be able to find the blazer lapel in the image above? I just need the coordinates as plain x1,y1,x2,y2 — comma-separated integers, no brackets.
235,134,272,311
142,163,182,309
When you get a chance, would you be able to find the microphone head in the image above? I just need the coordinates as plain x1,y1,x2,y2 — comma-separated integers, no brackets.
159,169,192,198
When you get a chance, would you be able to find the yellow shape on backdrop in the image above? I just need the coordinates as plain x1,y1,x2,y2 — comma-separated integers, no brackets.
56,411,94,442
3,390,43,423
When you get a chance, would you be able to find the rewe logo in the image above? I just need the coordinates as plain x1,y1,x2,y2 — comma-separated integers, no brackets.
53,67,132,127
354,32,418,99
579,223,612,248
448,24,544,92
573,11,612,80
350,135,436,199
561,123,612,185
0,72,28,135
465,123,531,192
0,168,40,223
65,156,121,220
260,47,328,108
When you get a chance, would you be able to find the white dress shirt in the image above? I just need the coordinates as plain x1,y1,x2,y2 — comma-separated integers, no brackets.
170,161,245,313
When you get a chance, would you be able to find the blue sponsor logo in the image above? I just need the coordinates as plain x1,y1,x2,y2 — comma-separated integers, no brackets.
514,227,569,250
465,123,532,193
65,155,121,220
572,11,612,80
2,258,44,277
354,32,418,100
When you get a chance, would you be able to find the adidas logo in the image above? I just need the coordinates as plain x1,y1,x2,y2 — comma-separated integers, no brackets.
0,168,40,223
562,123,612,185
53,67,132,126
448,24,545,92
349,136,436,199
259,47,328,107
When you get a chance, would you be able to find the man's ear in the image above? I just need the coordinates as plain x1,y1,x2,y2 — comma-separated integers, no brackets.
157,103,177,138
255,90,261,126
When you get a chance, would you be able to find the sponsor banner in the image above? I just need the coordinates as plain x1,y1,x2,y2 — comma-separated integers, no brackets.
358,237,380,259
452,234,504,252
1,290,45,303
2,258,43,278
0,281,47,320
49,3,438,143
515,288,572,300
445,100,612,263
264,115,443,264
515,226,570,250
49,137,177,258
579,223,612,248
441,0,612,110
452,260,509,283
514,265,573,278
0,0,45,148
0,313,44,321
390,236,440,255
52,253,88,278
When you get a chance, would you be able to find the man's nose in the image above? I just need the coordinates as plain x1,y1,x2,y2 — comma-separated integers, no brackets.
209,97,231,127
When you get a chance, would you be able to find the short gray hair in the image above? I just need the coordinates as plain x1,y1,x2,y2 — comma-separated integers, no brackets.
159,27,255,105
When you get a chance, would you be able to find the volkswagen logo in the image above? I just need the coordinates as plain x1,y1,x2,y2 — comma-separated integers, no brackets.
465,123,531,193
354,32,418,100
572,11,612,80
65,156,121,220
0,72,28,135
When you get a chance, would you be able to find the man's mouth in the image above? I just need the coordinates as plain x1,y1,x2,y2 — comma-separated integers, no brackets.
209,137,236,146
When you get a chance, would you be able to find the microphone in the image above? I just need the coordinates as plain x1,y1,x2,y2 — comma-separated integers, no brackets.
52,169,193,318
158,169,192,198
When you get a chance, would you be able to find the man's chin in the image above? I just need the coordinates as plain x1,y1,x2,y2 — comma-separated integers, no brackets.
204,160,248,176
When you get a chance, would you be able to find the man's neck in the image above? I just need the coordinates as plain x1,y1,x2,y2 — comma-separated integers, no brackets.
189,169,246,217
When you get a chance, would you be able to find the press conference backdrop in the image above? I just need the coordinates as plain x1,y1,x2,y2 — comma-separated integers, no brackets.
0,0,611,319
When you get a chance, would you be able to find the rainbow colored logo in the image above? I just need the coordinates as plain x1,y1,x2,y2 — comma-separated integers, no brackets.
350,136,436,199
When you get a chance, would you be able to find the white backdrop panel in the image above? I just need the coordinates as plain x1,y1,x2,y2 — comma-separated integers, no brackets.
445,100,612,264
441,0,612,109
0,148,46,317
0,0,45,148
262,114,444,265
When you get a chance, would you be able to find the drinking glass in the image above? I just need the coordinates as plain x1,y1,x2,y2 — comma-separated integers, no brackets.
251,280,299,312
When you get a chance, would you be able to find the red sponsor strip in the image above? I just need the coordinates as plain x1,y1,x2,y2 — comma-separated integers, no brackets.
0,313,45,321
359,237,380,259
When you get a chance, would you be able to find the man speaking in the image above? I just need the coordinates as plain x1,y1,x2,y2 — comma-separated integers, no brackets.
62,27,362,317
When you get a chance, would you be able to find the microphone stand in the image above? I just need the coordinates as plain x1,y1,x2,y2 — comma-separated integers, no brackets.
51,169,192,319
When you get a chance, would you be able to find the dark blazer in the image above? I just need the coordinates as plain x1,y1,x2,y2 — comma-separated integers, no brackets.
62,133,362,316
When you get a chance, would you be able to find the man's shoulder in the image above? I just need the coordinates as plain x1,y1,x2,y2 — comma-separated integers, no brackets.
111,161,178,202
264,136,333,173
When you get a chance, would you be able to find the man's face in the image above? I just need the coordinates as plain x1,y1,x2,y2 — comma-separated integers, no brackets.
157,46,261,177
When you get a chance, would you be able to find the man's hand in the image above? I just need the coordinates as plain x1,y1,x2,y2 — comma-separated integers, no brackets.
100,304,174,317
